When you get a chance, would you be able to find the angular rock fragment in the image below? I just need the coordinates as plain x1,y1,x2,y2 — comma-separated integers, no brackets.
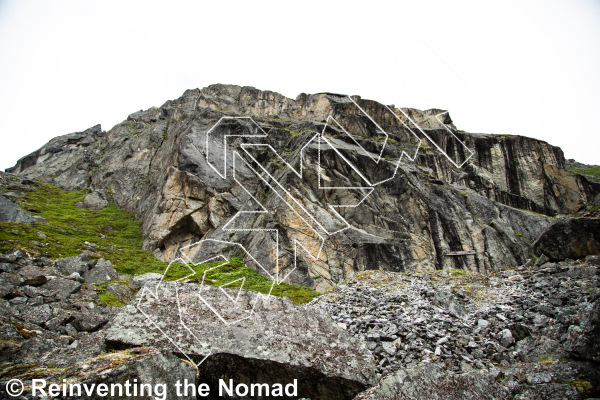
21,275,47,287
82,190,109,210
70,311,109,332
0,194,34,224
105,282,133,301
54,254,90,276
0,273,23,297
42,277,82,300
564,299,600,362
83,259,118,284
433,290,467,318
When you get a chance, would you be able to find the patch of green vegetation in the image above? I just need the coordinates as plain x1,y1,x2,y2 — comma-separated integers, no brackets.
271,157,285,171
531,253,539,260
375,135,398,144
589,204,600,213
289,129,312,137
450,269,468,275
126,121,140,134
164,256,319,304
537,356,557,364
566,379,595,398
98,293,128,307
0,183,319,304
566,165,600,178
513,229,524,237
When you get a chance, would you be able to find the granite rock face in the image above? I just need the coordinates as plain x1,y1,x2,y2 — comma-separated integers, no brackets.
6,85,600,291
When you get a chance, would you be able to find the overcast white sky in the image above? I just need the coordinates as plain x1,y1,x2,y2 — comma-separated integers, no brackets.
1,0,599,171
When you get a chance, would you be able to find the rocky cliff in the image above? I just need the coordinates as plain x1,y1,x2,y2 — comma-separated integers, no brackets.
7,84,600,291
3,84,600,399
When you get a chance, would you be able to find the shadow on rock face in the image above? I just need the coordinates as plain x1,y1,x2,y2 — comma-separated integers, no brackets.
194,352,370,400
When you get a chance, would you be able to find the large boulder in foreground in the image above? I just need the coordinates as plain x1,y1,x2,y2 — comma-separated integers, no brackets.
532,217,600,260
353,364,510,400
105,281,376,400
0,194,34,224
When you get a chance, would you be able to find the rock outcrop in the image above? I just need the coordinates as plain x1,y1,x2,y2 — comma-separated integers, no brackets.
532,217,600,260
105,281,376,400
8,84,599,290
0,194,35,224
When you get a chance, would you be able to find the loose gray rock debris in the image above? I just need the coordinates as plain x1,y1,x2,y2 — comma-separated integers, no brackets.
1,248,600,399
309,256,600,398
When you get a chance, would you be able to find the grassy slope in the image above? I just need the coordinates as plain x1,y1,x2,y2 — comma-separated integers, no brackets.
0,183,319,304
566,165,600,178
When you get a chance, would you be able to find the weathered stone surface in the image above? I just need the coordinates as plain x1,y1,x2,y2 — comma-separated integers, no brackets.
0,253,18,264
83,258,118,284
128,272,162,289
21,275,47,287
54,254,89,276
80,350,197,400
353,364,510,400
82,190,109,210
508,323,531,342
15,304,53,326
0,349,197,400
106,281,376,399
1,336,61,365
533,217,600,260
513,383,582,400
0,273,22,297
105,282,133,301
499,328,515,348
69,288,100,303
564,299,600,362
6,124,103,191
0,194,34,224
433,290,467,318
32,215,46,224
70,311,109,332
42,277,82,300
